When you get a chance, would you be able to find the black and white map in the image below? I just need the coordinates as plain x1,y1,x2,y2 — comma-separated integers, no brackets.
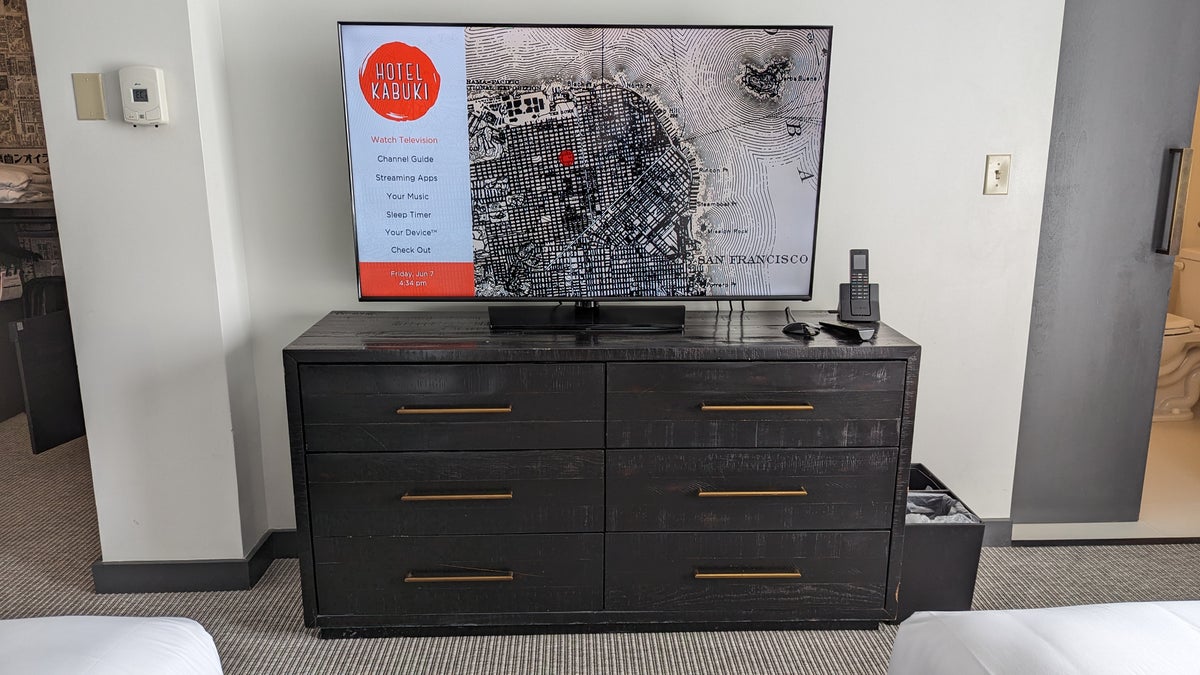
463,27,830,298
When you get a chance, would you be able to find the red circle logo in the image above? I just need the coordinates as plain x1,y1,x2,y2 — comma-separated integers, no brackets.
359,42,441,122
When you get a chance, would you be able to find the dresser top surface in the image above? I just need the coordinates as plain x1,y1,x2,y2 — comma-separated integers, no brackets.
285,310,919,363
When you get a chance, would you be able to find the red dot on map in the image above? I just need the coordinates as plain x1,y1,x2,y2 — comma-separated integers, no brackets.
558,149,575,167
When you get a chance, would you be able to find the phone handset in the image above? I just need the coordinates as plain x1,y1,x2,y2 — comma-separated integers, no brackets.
849,249,870,316
837,248,880,322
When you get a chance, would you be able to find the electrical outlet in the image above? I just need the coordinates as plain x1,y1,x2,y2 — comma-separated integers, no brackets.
983,154,1011,195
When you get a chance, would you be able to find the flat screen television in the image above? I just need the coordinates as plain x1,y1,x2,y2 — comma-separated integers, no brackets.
339,22,832,330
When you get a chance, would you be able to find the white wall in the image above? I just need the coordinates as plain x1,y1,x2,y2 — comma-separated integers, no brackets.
27,0,263,561
219,0,1064,525
185,0,267,553
31,0,1066,564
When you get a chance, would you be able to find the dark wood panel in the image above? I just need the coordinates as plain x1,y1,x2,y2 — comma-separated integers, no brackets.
314,613,886,636
304,421,604,453
300,362,603,413
606,448,898,531
283,310,921,364
608,361,908,395
608,419,899,449
284,354,318,627
300,363,604,451
607,361,903,448
308,450,603,536
608,391,902,422
314,534,603,616
604,531,889,612
886,351,921,616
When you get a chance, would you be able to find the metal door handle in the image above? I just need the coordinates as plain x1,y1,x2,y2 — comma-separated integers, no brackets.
401,491,513,502
395,405,512,415
1156,147,1193,255
694,569,802,580
700,404,814,412
697,489,808,498
404,572,514,583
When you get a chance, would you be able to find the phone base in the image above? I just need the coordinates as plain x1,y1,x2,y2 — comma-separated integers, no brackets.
837,283,880,322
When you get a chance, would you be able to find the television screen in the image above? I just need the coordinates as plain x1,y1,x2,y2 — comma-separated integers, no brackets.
340,23,832,301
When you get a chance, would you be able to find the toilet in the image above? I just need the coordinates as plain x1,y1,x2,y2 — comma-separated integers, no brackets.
1155,247,1200,422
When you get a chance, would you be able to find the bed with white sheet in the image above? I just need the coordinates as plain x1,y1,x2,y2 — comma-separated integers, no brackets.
888,601,1200,674
0,616,222,675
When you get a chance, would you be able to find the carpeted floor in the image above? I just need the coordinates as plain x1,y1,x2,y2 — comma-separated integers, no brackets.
1,413,1199,674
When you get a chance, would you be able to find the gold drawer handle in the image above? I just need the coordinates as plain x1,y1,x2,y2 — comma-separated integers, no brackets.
401,491,513,502
700,404,814,412
395,405,513,415
697,489,808,498
694,569,803,580
404,572,515,583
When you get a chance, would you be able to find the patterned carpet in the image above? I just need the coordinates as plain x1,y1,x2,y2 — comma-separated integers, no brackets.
1,413,1198,674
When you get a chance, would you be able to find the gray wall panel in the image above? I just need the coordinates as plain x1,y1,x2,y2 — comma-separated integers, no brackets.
1013,0,1200,523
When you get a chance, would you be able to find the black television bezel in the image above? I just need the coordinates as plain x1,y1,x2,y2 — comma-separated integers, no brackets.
339,21,833,303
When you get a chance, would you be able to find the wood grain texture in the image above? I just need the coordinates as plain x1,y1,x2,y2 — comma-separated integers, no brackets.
604,531,889,612
884,352,921,615
301,363,604,452
608,361,903,448
283,310,920,364
316,618,883,638
313,534,603,616
607,419,900,450
283,354,318,627
283,310,921,634
303,421,603,453
606,448,898,531
307,450,603,536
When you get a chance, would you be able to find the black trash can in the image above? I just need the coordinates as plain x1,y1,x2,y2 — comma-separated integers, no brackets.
895,463,984,622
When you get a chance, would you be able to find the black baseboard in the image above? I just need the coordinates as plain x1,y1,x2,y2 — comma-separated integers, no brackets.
982,518,1013,547
269,528,298,558
92,528,298,594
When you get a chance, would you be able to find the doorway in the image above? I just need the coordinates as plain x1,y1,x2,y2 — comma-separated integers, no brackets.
1137,85,1200,539
0,2,86,453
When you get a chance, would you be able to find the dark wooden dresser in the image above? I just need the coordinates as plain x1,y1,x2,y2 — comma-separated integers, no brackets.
284,310,920,637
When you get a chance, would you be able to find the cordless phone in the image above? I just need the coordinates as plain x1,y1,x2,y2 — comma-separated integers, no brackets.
849,249,870,317
837,248,880,323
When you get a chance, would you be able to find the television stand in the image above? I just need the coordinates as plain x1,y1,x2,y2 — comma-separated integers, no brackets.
283,311,921,637
488,301,685,332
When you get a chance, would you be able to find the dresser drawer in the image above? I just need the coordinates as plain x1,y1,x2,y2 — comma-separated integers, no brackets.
607,361,905,448
606,448,897,531
307,450,604,536
314,534,603,616
300,363,605,451
604,531,889,612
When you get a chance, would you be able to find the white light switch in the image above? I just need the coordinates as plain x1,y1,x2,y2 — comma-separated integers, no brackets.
71,73,106,120
984,154,1011,195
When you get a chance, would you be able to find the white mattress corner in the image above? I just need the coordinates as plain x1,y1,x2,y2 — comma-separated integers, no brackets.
888,601,1200,675
0,615,222,675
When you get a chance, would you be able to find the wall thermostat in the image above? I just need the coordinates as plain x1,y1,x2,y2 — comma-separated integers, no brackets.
118,66,168,126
